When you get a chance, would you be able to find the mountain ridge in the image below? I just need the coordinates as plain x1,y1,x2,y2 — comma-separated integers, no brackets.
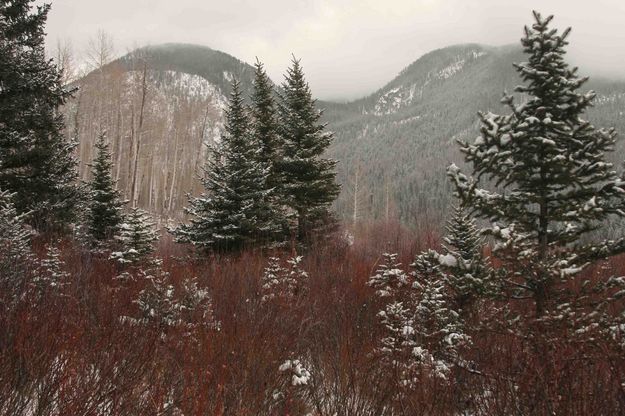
67,42,625,226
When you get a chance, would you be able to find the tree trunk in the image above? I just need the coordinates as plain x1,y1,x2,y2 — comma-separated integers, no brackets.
130,62,148,208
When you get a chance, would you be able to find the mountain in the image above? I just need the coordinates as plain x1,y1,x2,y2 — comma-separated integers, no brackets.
64,44,258,221
324,44,625,227
64,43,625,227
116,43,257,96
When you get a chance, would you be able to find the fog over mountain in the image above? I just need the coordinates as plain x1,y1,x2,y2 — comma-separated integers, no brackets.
42,0,625,100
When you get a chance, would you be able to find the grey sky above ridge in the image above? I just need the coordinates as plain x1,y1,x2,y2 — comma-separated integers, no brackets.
40,0,625,100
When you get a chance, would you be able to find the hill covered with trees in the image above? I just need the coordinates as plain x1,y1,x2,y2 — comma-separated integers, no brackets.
63,40,625,230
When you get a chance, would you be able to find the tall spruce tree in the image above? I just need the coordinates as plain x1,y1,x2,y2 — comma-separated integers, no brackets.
249,59,288,239
173,80,280,251
86,133,125,244
277,57,340,241
448,11,625,318
0,0,80,230
250,59,281,189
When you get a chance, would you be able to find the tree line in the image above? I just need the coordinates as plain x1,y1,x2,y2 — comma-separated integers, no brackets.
1,0,340,256
171,59,340,251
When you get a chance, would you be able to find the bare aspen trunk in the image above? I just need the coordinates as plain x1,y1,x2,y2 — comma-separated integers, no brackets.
127,104,135,196
167,128,180,213
114,101,123,184
131,62,148,208
193,103,212,178
385,181,390,222
352,164,360,225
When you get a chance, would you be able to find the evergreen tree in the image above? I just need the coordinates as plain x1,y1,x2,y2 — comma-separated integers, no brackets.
250,59,281,189
0,0,81,230
249,59,288,239
260,255,309,303
111,207,157,264
86,133,125,244
371,251,469,387
448,11,625,317
0,190,34,303
277,57,340,241
124,273,218,340
32,243,68,297
368,252,409,298
437,206,492,311
173,80,281,251
411,258,469,380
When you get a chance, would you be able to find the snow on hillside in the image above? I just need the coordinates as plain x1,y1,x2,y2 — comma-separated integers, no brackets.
372,49,488,116
595,92,625,106
128,70,228,145
436,58,466,80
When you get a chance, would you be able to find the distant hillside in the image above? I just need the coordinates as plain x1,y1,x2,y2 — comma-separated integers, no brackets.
64,43,259,220
114,43,257,97
64,42,625,227
324,44,625,227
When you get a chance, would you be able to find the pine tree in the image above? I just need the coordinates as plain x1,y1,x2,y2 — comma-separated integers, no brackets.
448,11,625,318
368,253,409,298
32,243,68,297
277,57,340,241
173,80,281,251
412,272,468,380
111,207,157,264
250,59,281,190
249,59,288,240
0,190,34,303
124,274,218,340
372,251,469,387
86,133,126,244
260,255,309,303
0,0,81,231
437,206,492,311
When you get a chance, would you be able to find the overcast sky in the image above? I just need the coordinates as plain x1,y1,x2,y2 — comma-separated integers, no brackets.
42,0,625,100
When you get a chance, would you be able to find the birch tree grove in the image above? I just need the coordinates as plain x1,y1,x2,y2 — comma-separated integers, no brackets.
64,49,227,222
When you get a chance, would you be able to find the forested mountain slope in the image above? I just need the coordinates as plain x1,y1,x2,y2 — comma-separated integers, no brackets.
63,44,256,219
64,43,625,226
325,43,625,226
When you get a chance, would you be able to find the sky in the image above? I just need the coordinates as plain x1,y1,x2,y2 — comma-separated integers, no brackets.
41,0,625,100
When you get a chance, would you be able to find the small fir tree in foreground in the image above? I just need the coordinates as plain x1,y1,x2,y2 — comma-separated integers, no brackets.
277,57,340,242
369,250,470,387
86,133,126,245
448,11,625,319
0,0,81,230
437,206,492,311
260,256,309,303
32,244,68,297
111,207,157,265
368,252,409,298
173,80,281,251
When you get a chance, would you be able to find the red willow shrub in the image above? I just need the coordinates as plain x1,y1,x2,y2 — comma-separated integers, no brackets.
0,226,623,415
